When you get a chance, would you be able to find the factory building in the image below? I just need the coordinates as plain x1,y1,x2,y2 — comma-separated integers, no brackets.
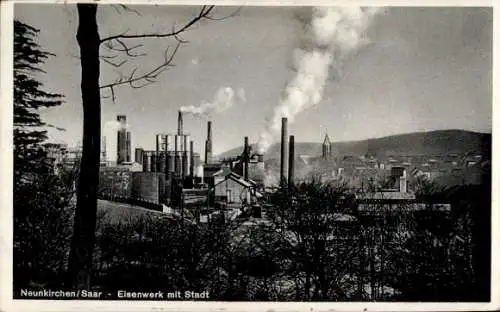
99,110,269,220
214,172,261,206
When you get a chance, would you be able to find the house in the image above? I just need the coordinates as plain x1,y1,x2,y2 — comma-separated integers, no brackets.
213,172,261,206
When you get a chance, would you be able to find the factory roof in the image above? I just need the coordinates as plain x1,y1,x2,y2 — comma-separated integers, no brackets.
214,172,255,188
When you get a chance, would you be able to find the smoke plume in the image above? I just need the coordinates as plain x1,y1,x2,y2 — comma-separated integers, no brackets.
180,86,246,117
257,7,381,153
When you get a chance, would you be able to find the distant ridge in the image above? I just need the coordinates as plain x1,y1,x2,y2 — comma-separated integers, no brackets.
218,130,491,160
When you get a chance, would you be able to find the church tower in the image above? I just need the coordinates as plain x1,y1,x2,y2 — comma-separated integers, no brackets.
322,132,331,159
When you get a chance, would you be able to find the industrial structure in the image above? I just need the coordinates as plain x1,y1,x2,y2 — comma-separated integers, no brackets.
116,115,132,164
94,110,470,240
97,111,267,220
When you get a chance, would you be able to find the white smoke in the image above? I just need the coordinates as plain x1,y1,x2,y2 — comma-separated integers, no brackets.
257,7,381,153
180,86,246,117
263,170,280,187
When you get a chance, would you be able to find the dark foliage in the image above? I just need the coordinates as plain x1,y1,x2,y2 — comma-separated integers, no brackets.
13,20,73,292
13,20,63,187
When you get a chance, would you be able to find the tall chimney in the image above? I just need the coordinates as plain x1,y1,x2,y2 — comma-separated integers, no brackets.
126,132,131,162
280,117,288,185
207,121,212,142
182,135,188,178
205,121,213,164
244,136,249,181
174,135,180,177
177,110,183,135
116,115,127,164
155,134,161,171
204,140,208,164
288,135,295,188
189,140,194,177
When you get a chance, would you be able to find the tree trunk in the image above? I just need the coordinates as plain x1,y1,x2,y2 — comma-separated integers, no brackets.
67,3,101,288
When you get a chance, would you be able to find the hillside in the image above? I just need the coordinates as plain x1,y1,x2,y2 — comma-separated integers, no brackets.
218,130,491,160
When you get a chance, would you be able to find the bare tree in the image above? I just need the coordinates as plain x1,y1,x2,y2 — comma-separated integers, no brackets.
266,180,359,300
67,3,237,288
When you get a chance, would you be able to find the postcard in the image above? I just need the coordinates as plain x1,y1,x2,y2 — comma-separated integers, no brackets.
1,1,498,311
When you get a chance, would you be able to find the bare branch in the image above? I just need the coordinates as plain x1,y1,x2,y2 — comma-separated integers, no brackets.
101,58,128,68
119,4,142,16
100,5,215,43
100,54,118,59
103,38,146,58
113,38,146,57
110,4,142,16
99,5,240,102
100,41,180,91
204,6,243,21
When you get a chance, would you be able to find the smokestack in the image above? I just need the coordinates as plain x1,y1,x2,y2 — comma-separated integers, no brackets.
244,136,249,181
155,134,161,171
280,117,288,185
116,115,127,164
182,137,188,178
207,121,212,142
205,121,213,164
204,140,208,164
174,135,180,177
177,110,183,135
126,132,131,162
288,135,295,188
189,141,194,176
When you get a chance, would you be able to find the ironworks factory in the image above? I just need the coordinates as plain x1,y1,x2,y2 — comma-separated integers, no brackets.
97,111,270,221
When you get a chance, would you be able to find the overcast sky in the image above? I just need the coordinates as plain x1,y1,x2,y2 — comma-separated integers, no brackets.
15,5,492,155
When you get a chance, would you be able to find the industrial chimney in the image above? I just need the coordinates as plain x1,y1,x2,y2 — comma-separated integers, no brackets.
280,117,288,185
174,135,181,177
244,136,249,181
126,132,131,162
177,110,183,135
116,115,127,164
182,135,188,178
205,121,213,164
288,135,295,188
189,140,194,177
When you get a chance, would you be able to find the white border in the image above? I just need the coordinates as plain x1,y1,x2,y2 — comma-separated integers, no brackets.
1,0,498,311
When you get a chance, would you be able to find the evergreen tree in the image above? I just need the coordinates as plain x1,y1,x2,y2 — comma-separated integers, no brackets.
13,20,72,291
14,20,63,184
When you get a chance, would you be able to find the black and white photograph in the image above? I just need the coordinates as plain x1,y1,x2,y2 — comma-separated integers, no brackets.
2,0,497,310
